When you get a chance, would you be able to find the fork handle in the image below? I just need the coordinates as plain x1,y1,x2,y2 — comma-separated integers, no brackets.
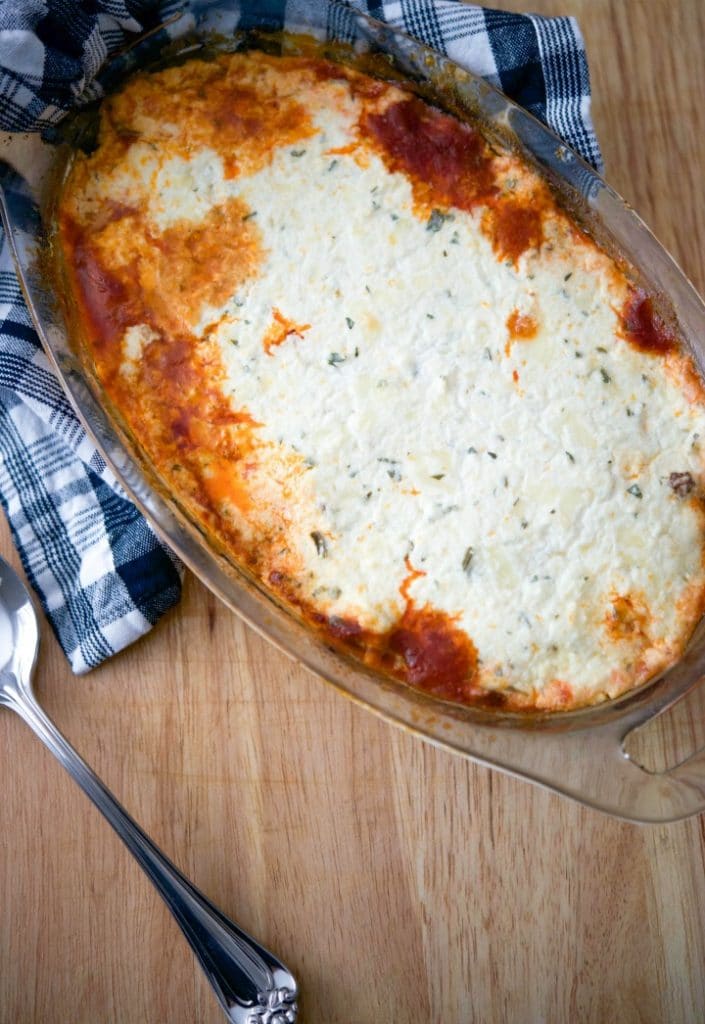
1,671,297,1024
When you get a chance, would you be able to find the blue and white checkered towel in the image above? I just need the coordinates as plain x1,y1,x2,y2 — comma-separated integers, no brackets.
0,0,601,672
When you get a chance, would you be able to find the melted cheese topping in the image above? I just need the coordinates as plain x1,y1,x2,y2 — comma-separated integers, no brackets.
57,50,705,710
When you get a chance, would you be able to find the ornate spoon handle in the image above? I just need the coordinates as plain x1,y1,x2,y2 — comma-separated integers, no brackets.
0,669,298,1024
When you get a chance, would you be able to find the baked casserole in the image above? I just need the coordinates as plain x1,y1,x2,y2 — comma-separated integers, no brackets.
56,49,705,711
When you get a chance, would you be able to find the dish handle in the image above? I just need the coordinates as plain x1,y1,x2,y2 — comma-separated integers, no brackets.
413,659,705,824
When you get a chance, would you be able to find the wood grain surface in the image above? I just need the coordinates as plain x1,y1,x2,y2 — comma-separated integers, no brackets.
2,2,705,1021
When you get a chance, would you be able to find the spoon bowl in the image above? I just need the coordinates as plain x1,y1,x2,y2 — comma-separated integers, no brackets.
0,554,298,1024
0,556,38,688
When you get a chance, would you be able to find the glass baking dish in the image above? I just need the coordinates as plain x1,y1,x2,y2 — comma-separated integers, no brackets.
3,0,705,823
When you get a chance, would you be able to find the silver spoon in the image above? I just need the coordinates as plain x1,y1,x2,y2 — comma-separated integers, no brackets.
0,554,298,1024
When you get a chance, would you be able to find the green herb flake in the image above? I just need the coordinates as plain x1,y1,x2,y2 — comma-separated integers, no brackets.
564,272,573,281
467,446,477,454
327,159,338,172
431,473,445,480
487,451,498,460
565,451,575,463
327,352,346,367
627,484,643,498
426,209,451,232
378,458,401,482
241,210,257,222
310,531,328,557
345,317,355,330
462,546,474,575
426,313,435,320
291,149,306,157
600,367,611,384
596,346,608,354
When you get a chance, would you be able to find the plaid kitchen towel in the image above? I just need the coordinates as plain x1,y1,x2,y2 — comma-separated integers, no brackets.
0,0,601,673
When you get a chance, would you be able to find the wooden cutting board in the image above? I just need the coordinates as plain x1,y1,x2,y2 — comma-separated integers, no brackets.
2,2,705,1021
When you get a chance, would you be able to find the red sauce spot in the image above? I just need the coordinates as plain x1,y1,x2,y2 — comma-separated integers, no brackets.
506,308,538,341
350,77,387,100
60,216,135,365
604,592,650,644
223,156,239,179
202,457,254,513
399,554,426,602
143,335,196,393
360,97,547,264
263,307,311,355
307,59,385,101
361,96,498,214
232,410,263,427
311,60,387,99
549,680,574,707
310,59,351,84
388,604,479,700
325,141,359,157
487,201,543,265
328,616,363,641
619,289,677,355
93,200,139,232
512,369,519,383
312,556,479,703
367,555,479,701
212,88,263,137
170,409,192,442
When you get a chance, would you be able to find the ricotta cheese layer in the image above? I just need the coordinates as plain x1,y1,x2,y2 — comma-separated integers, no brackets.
57,49,705,710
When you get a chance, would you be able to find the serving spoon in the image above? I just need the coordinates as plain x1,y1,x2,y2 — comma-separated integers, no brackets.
0,554,298,1023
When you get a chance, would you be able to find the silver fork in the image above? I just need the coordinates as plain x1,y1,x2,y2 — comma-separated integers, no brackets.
0,555,298,1023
